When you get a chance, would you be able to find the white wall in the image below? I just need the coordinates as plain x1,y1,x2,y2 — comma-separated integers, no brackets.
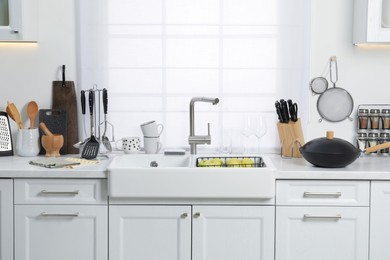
309,0,390,143
0,0,389,146
0,0,78,130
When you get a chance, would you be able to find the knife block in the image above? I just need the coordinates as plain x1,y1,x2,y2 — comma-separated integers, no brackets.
277,118,305,158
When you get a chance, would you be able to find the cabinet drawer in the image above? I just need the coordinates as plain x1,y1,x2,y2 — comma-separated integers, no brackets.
276,180,369,206
14,179,107,204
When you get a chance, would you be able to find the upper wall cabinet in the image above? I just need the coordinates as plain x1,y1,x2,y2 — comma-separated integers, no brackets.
0,0,38,42
353,0,390,44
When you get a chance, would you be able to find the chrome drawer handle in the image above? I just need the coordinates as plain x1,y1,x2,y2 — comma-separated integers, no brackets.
41,212,79,217
303,192,342,198
303,214,342,220
41,190,79,195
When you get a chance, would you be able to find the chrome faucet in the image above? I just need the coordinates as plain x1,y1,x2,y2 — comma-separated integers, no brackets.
189,97,220,154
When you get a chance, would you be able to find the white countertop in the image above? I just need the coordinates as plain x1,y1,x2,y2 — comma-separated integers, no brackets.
1,153,390,180
0,155,109,178
271,154,390,180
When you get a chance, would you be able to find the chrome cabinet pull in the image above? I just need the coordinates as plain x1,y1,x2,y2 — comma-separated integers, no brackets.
41,212,79,217
41,190,79,195
303,191,342,198
303,214,342,220
194,212,201,218
181,213,188,218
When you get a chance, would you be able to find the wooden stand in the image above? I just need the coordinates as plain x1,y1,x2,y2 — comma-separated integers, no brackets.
277,119,305,158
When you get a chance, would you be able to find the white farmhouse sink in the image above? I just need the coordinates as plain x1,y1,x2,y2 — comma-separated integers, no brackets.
107,154,275,199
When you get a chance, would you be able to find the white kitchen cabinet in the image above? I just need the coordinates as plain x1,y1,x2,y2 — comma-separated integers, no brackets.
353,0,390,44
192,205,274,260
0,180,13,260
14,179,108,260
109,205,274,260
275,180,370,260
276,206,369,260
109,205,192,260
14,205,107,260
370,181,390,259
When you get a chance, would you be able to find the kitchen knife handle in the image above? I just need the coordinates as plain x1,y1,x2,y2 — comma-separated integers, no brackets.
89,91,94,116
81,90,86,115
103,88,108,115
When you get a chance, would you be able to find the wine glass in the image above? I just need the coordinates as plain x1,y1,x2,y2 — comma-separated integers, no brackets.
241,115,254,153
253,115,267,154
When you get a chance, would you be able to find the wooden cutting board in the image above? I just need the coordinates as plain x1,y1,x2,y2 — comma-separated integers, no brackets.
52,65,79,154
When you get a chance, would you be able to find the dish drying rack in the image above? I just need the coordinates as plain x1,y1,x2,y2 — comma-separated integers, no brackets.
196,156,266,168
83,85,114,152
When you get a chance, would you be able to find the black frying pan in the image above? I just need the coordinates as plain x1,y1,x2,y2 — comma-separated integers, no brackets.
300,131,390,168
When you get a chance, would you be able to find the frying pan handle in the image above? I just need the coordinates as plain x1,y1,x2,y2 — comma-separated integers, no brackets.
81,91,86,115
62,65,66,87
365,141,390,154
103,88,108,115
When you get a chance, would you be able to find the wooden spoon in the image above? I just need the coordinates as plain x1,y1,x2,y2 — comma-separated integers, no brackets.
27,101,38,129
6,101,23,129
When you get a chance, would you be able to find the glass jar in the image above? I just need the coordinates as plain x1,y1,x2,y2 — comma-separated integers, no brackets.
368,133,379,153
357,132,367,150
380,133,390,154
358,109,369,129
370,109,380,129
382,109,390,129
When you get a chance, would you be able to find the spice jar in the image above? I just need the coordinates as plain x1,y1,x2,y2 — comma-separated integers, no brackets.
382,109,390,129
370,109,380,129
358,109,369,129
379,133,390,154
357,132,367,150
368,133,379,153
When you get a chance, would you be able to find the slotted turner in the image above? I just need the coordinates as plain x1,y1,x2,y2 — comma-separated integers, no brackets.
81,91,99,159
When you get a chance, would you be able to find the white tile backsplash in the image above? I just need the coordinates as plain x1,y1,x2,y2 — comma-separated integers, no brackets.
109,38,163,67
166,0,220,24
223,38,277,68
166,39,219,68
109,69,163,94
166,69,219,94
108,0,163,24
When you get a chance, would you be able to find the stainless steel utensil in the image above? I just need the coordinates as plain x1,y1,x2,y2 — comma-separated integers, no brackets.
310,77,328,95
81,91,99,159
101,88,112,152
317,56,354,122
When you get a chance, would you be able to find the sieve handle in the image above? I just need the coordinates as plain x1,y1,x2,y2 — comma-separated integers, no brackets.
329,56,338,87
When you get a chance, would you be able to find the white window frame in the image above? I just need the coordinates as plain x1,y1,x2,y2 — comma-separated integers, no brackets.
0,0,22,41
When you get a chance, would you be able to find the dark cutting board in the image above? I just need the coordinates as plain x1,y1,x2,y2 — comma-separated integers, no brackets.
39,109,67,155
52,66,79,154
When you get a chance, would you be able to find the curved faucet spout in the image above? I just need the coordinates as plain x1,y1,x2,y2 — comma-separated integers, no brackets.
189,97,220,154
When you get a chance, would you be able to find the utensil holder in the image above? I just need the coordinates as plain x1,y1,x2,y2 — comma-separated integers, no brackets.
277,118,305,158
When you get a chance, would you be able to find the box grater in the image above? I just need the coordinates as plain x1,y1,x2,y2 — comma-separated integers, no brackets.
0,111,13,156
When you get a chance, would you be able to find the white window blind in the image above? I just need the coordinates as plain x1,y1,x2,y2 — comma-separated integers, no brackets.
78,0,310,153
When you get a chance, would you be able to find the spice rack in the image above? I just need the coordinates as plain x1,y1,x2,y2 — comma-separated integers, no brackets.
356,104,390,154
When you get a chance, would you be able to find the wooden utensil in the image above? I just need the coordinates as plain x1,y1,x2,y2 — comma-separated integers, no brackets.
27,101,38,129
39,122,64,157
6,101,23,129
52,65,79,154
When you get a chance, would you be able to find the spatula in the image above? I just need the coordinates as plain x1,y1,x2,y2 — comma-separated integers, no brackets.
27,101,38,129
81,91,99,159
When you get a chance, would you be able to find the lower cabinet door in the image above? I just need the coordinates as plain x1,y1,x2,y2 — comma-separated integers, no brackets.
370,181,390,259
276,206,369,260
14,205,107,260
109,205,192,260
0,180,13,260
192,205,275,260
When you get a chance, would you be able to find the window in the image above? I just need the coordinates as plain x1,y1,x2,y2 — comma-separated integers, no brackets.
78,0,310,153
